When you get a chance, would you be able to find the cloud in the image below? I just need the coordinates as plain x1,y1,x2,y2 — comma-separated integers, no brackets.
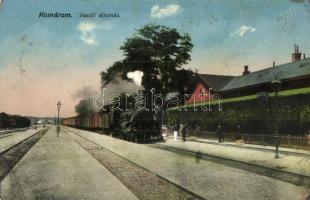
231,25,257,37
80,35,97,45
78,22,98,34
151,4,182,19
77,21,112,45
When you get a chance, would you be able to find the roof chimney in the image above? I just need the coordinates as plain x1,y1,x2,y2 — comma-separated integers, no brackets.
243,65,250,75
292,44,302,62
304,54,306,59
273,61,276,67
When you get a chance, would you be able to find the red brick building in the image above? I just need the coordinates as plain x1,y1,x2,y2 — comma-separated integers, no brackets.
186,45,310,104
186,74,234,104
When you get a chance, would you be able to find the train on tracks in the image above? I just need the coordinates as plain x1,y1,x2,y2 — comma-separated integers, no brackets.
0,112,31,130
63,90,162,143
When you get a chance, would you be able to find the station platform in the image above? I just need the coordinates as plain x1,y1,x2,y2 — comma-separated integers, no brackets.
0,126,138,200
161,137,310,177
168,136,310,156
0,128,43,153
65,127,310,200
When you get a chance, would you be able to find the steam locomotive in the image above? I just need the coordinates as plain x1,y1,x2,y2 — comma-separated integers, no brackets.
63,90,162,143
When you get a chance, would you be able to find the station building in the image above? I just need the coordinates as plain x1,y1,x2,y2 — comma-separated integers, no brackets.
187,45,310,104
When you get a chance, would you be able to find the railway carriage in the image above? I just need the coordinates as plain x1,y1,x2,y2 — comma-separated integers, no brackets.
62,90,162,142
62,116,76,127
0,112,30,129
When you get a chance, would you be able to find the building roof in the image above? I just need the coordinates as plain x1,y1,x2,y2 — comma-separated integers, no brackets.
198,74,235,91
220,58,310,92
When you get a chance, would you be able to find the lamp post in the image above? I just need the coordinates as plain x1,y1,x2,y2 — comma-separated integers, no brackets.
57,101,61,131
271,78,281,159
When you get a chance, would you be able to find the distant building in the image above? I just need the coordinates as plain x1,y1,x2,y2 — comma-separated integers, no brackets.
47,120,54,124
36,119,45,124
186,45,310,103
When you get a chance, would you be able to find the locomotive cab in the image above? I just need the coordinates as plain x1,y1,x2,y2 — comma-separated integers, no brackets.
117,110,162,143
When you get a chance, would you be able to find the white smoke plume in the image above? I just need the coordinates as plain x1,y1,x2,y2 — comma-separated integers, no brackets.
127,70,143,86
93,76,144,109
71,85,98,100
72,85,100,114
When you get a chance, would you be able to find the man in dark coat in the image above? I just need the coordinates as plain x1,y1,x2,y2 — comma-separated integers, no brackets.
217,124,223,143
182,123,188,142
236,125,241,140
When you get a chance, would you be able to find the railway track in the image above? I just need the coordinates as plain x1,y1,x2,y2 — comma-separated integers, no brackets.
0,132,17,140
64,128,205,200
0,128,30,139
0,128,30,137
0,128,48,181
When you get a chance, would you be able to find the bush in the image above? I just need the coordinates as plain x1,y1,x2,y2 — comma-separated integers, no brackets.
167,93,310,135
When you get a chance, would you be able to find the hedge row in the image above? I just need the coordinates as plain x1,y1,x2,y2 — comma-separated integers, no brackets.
166,93,310,135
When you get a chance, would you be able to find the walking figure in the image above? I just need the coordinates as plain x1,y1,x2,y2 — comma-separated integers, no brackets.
236,125,244,144
236,125,241,140
217,124,223,143
172,124,178,141
182,123,188,142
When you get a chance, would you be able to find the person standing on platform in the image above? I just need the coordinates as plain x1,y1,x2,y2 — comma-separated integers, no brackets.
236,125,244,144
179,123,183,137
173,124,178,141
182,123,188,142
217,124,223,143
236,125,241,140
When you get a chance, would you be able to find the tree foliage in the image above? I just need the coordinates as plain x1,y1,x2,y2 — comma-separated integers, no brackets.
101,23,195,96
167,94,310,135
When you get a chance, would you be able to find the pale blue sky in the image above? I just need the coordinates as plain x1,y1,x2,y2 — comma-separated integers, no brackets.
1,0,310,73
0,0,309,116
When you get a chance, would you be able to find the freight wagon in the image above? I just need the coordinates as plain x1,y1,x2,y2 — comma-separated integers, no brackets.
63,90,162,142
0,112,31,130
63,109,116,131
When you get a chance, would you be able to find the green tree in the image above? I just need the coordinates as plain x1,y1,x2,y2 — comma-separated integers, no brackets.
101,23,194,96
